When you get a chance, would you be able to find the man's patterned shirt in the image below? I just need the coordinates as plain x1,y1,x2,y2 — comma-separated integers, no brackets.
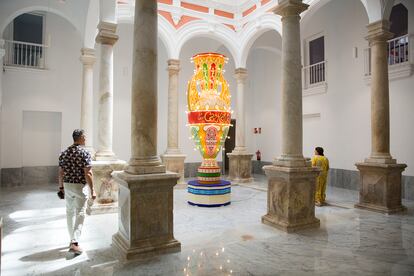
59,144,92,184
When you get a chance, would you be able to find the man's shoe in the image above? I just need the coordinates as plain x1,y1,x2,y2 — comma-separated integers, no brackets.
69,242,83,255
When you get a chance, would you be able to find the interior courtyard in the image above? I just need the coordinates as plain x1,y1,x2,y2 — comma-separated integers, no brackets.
0,0,413,275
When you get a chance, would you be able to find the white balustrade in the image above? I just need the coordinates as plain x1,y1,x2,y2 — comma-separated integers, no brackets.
303,60,326,89
388,35,409,65
3,40,47,69
364,34,410,76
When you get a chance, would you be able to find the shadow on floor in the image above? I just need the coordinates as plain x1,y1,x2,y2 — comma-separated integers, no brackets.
20,246,69,262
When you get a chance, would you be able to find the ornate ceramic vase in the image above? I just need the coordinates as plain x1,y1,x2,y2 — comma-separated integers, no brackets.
186,53,232,207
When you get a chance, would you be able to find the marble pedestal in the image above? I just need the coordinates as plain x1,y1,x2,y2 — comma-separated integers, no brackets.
262,165,320,233
91,160,127,214
161,154,186,187
111,171,181,260
227,152,253,183
355,162,407,214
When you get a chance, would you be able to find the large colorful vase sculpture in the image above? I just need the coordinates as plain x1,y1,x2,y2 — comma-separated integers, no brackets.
187,53,232,207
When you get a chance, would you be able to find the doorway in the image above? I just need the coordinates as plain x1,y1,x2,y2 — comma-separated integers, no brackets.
224,119,236,172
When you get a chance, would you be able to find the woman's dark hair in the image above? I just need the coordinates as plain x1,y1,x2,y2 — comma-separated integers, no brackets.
315,147,324,156
72,129,85,142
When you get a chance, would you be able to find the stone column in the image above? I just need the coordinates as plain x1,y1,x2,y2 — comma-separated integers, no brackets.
355,20,407,214
80,48,96,155
227,68,253,183
92,23,127,214
161,59,186,185
262,0,320,233
112,0,180,260
95,22,118,161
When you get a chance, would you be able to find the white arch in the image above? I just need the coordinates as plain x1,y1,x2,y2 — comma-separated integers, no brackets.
239,13,282,68
83,0,99,48
173,20,240,67
158,15,177,60
0,5,82,39
303,0,390,24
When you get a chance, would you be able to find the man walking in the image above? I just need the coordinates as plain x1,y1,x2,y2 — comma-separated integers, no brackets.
58,129,96,255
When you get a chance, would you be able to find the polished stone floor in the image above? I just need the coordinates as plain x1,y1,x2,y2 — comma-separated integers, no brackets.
1,175,414,276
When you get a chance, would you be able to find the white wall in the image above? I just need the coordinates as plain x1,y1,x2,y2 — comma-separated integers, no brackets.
246,30,282,162
246,49,282,162
1,13,82,168
22,111,62,166
300,0,414,175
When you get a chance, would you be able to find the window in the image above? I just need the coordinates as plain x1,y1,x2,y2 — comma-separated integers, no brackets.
303,34,326,92
3,13,46,69
13,13,44,44
308,36,325,84
388,4,408,65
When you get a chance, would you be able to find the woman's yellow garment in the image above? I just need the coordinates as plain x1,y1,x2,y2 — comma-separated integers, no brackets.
311,155,329,203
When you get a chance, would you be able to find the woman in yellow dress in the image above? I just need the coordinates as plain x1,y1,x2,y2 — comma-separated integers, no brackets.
311,147,329,206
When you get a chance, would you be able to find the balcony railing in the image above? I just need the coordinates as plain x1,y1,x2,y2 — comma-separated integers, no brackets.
3,40,47,69
303,60,326,89
364,34,411,76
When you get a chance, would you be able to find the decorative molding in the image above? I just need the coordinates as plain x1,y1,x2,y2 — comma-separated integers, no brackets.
303,82,327,97
95,21,119,45
364,63,414,85
80,47,96,66
3,65,48,72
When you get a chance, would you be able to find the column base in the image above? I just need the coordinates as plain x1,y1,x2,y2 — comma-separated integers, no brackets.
95,150,117,161
262,214,320,233
111,171,181,260
262,165,320,233
160,153,186,184
354,203,406,214
355,162,407,214
273,156,311,167
227,152,253,183
125,157,166,174
91,160,127,214
112,232,181,260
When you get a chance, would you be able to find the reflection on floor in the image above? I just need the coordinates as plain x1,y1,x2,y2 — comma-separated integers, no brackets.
1,174,414,275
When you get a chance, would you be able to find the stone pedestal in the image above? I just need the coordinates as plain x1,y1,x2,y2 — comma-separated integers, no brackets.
91,160,126,214
262,165,320,232
355,162,407,214
161,154,186,185
227,152,253,183
111,171,181,260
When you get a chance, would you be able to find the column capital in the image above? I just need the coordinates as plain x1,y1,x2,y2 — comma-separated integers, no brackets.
273,0,308,17
80,48,96,66
96,21,119,45
234,68,248,81
365,20,393,45
167,59,180,74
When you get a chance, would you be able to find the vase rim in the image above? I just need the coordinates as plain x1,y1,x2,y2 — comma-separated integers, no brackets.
191,52,227,59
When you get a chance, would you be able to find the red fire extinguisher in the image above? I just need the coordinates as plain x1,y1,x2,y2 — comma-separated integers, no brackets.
256,150,261,161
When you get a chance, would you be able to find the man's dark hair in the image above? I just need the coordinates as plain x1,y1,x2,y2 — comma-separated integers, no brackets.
72,129,85,142
315,147,324,156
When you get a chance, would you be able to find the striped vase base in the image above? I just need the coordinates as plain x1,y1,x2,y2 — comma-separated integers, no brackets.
187,180,231,207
